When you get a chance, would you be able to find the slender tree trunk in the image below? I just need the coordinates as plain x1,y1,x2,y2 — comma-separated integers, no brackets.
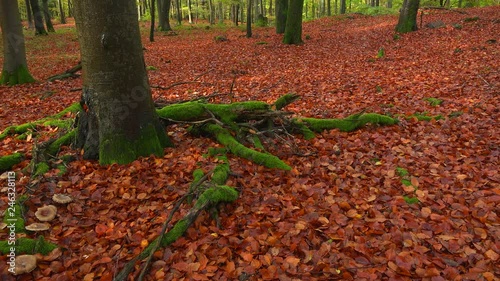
73,0,172,165
176,0,182,25
246,0,252,37
395,0,420,33
218,1,224,24
29,0,47,35
187,0,193,23
387,0,392,8
58,0,66,24
41,0,55,32
0,0,36,85
340,0,346,14
269,0,273,16
283,0,304,44
327,0,331,16
25,0,34,29
150,0,155,41
67,0,72,17
275,0,287,34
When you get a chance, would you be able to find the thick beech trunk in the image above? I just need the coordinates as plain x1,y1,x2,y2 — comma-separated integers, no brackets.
158,0,173,31
395,0,420,33
0,0,36,85
73,0,172,165
275,0,287,34
29,0,47,35
283,0,304,44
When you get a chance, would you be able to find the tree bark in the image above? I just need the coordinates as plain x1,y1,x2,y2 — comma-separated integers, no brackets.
25,0,34,29
73,0,172,165
41,0,55,32
246,0,252,37
0,0,36,85
58,0,66,24
340,0,346,14
29,0,47,35
283,0,304,44
275,0,287,34
395,0,420,33
150,0,156,42
158,0,173,31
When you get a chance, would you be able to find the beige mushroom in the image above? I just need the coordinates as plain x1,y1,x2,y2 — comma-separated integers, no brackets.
25,222,50,232
13,255,37,275
52,193,73,204
0,222,6,230
35,205,57,222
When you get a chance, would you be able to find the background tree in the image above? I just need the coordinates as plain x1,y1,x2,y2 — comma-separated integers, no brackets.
396,0,420,33
246,0,252,37
150,0,156,41
158,0,173,31
283,0,305,44
73,0,172,165
58,0,66,24
24,0,34,29
29,0,48,35
0,0,36,85
41,0,55,32
275,0,287,34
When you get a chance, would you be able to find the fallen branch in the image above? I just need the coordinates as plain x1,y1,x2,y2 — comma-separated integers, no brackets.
47,62,82,81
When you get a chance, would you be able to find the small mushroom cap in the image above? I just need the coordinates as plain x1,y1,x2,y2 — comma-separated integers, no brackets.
25,222,50,231
13,255,37,275
35,205,57,222
52,193,73,204
0,222,7,230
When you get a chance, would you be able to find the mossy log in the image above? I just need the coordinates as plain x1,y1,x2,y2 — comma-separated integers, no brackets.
0,153,24,172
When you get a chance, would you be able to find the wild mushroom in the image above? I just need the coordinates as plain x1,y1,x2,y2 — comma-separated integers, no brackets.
25,222,50,232
0,222,6,230
35,205,57,222
13,255,37,275
52,194,73,204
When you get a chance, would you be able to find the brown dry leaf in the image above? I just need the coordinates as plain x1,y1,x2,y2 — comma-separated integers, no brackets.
285,256,301,267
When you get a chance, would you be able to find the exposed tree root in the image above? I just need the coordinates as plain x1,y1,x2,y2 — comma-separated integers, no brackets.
47,62,82,81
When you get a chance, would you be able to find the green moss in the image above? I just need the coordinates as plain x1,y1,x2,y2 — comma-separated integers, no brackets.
273,93,300,110
2,199,25,233
377,48,385,58
157,102,207,121
251,135,265,150
0,65,36,85
34,162,50,176
100,123,166,165
396,167,409,177
425,97,443,106
159,218,190,247
408,113,443,121
56,164,67,176
401,179,412,186
0,237,57,255
212,163,230,185
193,168,205,182
204,101,270,125
195,185,239,208
299,113,397,133
146,65,157,71
0,153,24,172
47,130,76,156
42,119,73,129
291,120,316,140
204,124,291,170
403,196,419,204
50,102,82,119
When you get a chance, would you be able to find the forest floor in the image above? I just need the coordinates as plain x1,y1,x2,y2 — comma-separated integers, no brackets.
0,6,499,281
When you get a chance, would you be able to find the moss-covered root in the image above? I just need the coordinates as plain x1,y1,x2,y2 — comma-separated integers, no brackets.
299,113,398,133
203,124,291,170
47,130,76,156
114,185,239,281
0,123,36,141
0,65,36,85
272,93,300,110
0,153,24,172
0,236,57,255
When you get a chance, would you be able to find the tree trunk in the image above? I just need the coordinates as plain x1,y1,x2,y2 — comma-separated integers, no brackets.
25,0,34,29
0,0,36,85
73,0,172,165
395,0,420,33
275,0,287,34
58,0,66,24
187,0,193,23
327,0,331,16
176,0,182,25
150,0,155,41
246,0,252,37
283,0,304,44
340,0,346,14
67,0,73,17
387,0,392,8
41,0,55,32
269,0,273,16
158,0,173,31
29,0,47,35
